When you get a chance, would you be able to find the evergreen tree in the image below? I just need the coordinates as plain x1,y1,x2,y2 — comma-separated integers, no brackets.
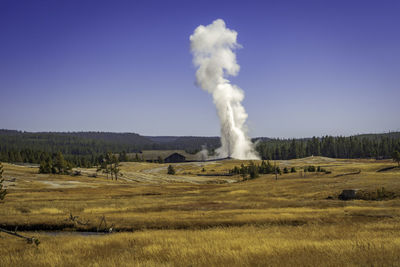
288,139,297,159
119,151,128,162
0,163,6,200
239,164,248,180
111,154,120,180
39,156,53,174
393,150,400,166
54,151,70,174
248,161,259,179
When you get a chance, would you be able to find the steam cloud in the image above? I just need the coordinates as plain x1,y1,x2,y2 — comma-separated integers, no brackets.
190,19,259,160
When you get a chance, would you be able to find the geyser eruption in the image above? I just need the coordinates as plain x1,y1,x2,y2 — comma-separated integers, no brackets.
190,19,259,160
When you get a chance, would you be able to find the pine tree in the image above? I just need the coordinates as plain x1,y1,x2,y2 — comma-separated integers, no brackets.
39,156,53,174
54,151,69,174
393,150,400,167
0,163,6,200
239,164,247,180
288,139,297,159
111,154,120,180
248,161,259,179
119,151,128,162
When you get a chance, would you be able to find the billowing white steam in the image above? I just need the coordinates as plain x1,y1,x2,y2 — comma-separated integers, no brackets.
190,19,259,160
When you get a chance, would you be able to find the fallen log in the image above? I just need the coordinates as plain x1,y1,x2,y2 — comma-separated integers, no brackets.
0,227,40,245
376,166,399,172
334,170,361,177
197,173,234,177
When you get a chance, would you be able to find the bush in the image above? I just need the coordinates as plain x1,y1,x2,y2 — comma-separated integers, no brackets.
290,167,296,173
167,165,175,175
317,166,327,173
355,187,396,201
283,167,289,174
307,166,316,172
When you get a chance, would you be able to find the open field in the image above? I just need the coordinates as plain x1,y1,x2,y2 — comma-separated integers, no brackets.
1,157,400,266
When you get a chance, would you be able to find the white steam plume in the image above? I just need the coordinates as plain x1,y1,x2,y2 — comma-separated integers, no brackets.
190,19,259,160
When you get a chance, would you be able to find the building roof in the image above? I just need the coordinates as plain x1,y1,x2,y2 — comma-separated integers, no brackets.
131,150,200,161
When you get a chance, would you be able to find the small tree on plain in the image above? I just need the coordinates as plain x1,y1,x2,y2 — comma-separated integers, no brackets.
248,161,259,179
167,165,175,175
0,163,6,200
392,150,400,167
111,154,120,180
239,164,247,180
54,152,71,174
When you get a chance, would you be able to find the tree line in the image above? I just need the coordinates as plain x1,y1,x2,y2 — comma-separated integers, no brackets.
0,130,399,166
256,134,400,160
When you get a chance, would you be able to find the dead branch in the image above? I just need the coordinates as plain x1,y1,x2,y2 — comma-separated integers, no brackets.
97,215,115,233
65,212,90,226
0,227,40,246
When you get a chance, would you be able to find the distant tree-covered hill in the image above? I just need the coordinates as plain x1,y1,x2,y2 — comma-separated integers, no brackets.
256,132,400,160
0,130,221,166
0,130,399,167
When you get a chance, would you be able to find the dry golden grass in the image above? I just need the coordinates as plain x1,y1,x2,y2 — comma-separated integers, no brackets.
1,157,400,266
2,222,400,266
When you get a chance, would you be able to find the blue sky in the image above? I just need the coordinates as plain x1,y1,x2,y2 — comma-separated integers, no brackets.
0,0,399,138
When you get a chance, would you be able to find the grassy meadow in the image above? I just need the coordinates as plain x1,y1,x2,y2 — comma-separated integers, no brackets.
1,157,400,266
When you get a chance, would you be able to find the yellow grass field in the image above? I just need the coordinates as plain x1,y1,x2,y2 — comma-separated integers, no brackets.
1,157,400,266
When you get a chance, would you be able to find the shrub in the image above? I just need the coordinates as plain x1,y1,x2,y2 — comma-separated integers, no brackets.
355,187,396,201
307,166,316,172
167,165,175,175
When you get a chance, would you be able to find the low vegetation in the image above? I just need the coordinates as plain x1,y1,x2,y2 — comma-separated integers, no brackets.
167,164,175,175
1,157,400,266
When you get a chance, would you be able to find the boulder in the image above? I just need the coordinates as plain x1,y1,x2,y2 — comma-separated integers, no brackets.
339,189,358,200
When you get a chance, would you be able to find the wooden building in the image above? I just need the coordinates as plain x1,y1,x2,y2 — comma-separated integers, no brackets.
164,153,186,163
136,150,199,163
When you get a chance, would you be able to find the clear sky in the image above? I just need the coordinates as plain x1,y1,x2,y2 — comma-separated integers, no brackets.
1,0,399,138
